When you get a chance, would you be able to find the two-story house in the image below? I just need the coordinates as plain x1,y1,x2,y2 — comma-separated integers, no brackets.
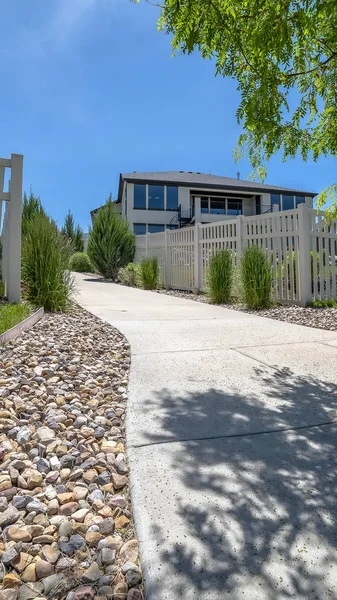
91,171,316,234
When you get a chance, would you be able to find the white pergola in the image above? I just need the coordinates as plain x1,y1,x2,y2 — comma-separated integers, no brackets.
0,153,23,304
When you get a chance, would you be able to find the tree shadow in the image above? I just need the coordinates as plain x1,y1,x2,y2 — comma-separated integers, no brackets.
143,367,337,599
83,277,115,283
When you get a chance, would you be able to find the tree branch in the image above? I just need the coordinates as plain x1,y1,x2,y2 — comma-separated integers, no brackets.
285,52,337,78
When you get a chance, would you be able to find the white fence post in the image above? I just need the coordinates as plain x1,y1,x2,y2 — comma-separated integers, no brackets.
6,154,23,304
194,223,201,291
164,228,170,289
236,215,243,261
298,203,312,306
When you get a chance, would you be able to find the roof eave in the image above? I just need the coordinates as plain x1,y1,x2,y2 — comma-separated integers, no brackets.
120,174,316,197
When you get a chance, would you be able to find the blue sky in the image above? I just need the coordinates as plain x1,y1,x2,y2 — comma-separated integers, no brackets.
1,0,335,231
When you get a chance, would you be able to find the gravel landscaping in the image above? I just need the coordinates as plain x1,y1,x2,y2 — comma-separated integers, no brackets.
155,289,337,331
0,308,143,600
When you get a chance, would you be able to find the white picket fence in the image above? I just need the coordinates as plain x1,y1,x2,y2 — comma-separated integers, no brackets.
135,204,337,306
0,154,23,303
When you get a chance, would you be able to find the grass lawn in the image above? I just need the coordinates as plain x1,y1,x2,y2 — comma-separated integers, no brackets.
0,303,30,335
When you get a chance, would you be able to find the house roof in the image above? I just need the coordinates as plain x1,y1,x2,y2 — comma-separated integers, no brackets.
117,171,317,200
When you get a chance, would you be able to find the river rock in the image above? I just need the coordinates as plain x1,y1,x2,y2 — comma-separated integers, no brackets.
35,559,54,579
0,506,19,527
82,562,102,583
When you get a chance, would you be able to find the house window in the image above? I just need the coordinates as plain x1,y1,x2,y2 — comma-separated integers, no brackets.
201,197,209,213
134,184,146,209
166,186,178,210
271,194,281,211
282,195,294,211
227,200,242,215
210,198,226,214
148,185,164,210
148,224,165,233
296,195,305,207
134,223,146,235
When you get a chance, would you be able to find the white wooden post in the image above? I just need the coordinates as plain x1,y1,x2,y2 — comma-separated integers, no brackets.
194,197,201,223
298,203,312,306
6,154,23,303
145,232,149,258
0,167,4,231
164,228,170,289
0,167,4,284
236,215,243,262
194,223,201,291
2,206,8,288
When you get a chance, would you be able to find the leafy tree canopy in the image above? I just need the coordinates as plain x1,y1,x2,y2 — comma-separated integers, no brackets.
135,0,337,212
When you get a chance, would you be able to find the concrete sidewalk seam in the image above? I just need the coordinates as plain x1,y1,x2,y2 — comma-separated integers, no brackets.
132,347,232,356
129,418,337,449
231,338,337,350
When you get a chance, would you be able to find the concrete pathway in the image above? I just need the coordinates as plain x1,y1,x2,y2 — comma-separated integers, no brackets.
75,273,337,600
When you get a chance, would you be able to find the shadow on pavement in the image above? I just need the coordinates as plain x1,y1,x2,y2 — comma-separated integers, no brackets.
144,367,337,599
83,277,114,283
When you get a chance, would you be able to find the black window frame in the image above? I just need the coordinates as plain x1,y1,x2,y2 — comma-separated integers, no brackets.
295,195,305,207
133,223,147,235
270,194,281,210
166,186,179,211
134,184,146,210
148,185,164,211
210,197,226,215
148,224,165,233
282,194,294,211
201,197,209,214
227,199,242,215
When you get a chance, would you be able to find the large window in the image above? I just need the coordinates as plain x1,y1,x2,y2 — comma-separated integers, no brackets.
201,197,209,213
271,194,281,210
198,195,244,215
282,195,294,210
227,200,242,215
148,185,164,210
296,195,305,207
148,224,165,233
210,199,226,214
167,186,178,210
134,184,146,209
133,223,146,235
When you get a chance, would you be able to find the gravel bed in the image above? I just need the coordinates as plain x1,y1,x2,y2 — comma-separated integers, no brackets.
0,308,143,600
155,289,337,331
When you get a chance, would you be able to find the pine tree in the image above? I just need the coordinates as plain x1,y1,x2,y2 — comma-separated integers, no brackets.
62,210,84,253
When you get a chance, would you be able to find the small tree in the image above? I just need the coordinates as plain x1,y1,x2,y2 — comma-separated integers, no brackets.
87,200,135,279
62,210,84,253
22,190,45,237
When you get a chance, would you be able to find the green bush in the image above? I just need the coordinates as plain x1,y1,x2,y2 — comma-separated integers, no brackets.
139,257,159,290
118,263,139,287
69,252,94,273
208,249,233,304
241,245,273,309
310,298,337,308
87,201,135,279
22,213,73,312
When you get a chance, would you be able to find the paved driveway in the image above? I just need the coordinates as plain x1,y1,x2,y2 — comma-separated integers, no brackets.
75,273,337,600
